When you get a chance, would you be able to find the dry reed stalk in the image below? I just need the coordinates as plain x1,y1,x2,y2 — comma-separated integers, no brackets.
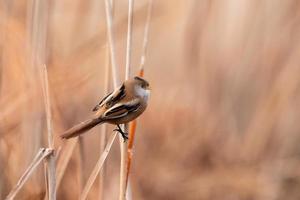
125,0,153,191
126,183,133,200
104,0,120,87
139,0,153,73
80,132,117,200
119,1,135,199
98,115,108,200
5,148,53,200
78,136,85,194
41,66,54,154
119,123,128,200
98,3,115,196
43,160,49,199
125,120,136,187
41,65,56,200
98,127,107,199
30,0,53,197
125,0,134,80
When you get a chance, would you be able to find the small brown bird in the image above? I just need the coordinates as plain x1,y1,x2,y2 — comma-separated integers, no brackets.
60,76,150,140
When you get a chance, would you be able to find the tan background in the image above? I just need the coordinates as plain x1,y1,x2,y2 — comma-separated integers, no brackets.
1,0,300,199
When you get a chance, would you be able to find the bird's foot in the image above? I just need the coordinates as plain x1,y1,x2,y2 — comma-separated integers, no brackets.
113,125,128,142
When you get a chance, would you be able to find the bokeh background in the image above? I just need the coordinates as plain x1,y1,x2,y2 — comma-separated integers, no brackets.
1,0,300,199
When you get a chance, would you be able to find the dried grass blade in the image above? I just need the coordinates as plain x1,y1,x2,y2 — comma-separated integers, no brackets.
104,0,119,87
125,0,134,80
80,132,117,200
78,136,85,194
41,65,56,200
139,0,153,72
120,1,135,199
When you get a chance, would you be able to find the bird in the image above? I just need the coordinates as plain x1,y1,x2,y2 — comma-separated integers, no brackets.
60,76,150,141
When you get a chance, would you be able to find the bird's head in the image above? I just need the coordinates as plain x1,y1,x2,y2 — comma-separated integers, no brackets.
134,76,150,89
132,76,151,100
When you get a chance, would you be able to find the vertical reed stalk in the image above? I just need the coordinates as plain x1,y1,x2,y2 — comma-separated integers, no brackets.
36,0,55,198
78,136,85,195
98,1,114,194
119,1,134,199
104,0,119,87
125,0,153,192
104,0,133,198
139,0,153,73
41,65,56,200
119,124,128,200
125,0,134,80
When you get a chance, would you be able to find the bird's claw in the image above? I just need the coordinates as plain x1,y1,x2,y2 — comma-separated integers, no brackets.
122,134,129,142
113,127,128,142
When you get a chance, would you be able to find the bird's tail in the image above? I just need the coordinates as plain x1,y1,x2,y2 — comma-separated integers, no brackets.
60,118,103,139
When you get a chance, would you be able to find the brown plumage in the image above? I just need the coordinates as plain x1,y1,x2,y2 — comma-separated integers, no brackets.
60,77,150,139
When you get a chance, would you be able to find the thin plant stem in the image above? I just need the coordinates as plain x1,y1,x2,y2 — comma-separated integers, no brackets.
80,132,117,200
42,66,54,149
126,182,133,200
104,0,119,87
98,125,107,200
120,1,135,199
125,0,134,80
139,0,153,74
41,65,56,200
78,136,85,194
125,120,137,186
126,0,153,192
119,124,128,200
32,0,54,198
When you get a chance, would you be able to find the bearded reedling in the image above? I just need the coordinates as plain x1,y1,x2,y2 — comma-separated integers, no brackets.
60,77,150,141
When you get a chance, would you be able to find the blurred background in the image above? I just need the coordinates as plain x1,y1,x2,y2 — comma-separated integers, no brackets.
1,0,300,199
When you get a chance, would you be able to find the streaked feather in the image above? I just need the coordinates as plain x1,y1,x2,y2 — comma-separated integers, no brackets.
92,84,126,111
102,99,141,120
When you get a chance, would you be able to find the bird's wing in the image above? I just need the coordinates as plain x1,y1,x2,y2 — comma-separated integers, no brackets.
92,83,126,111
102,98,141,120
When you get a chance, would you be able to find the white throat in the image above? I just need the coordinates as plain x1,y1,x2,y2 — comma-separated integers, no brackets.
135,86,150,102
